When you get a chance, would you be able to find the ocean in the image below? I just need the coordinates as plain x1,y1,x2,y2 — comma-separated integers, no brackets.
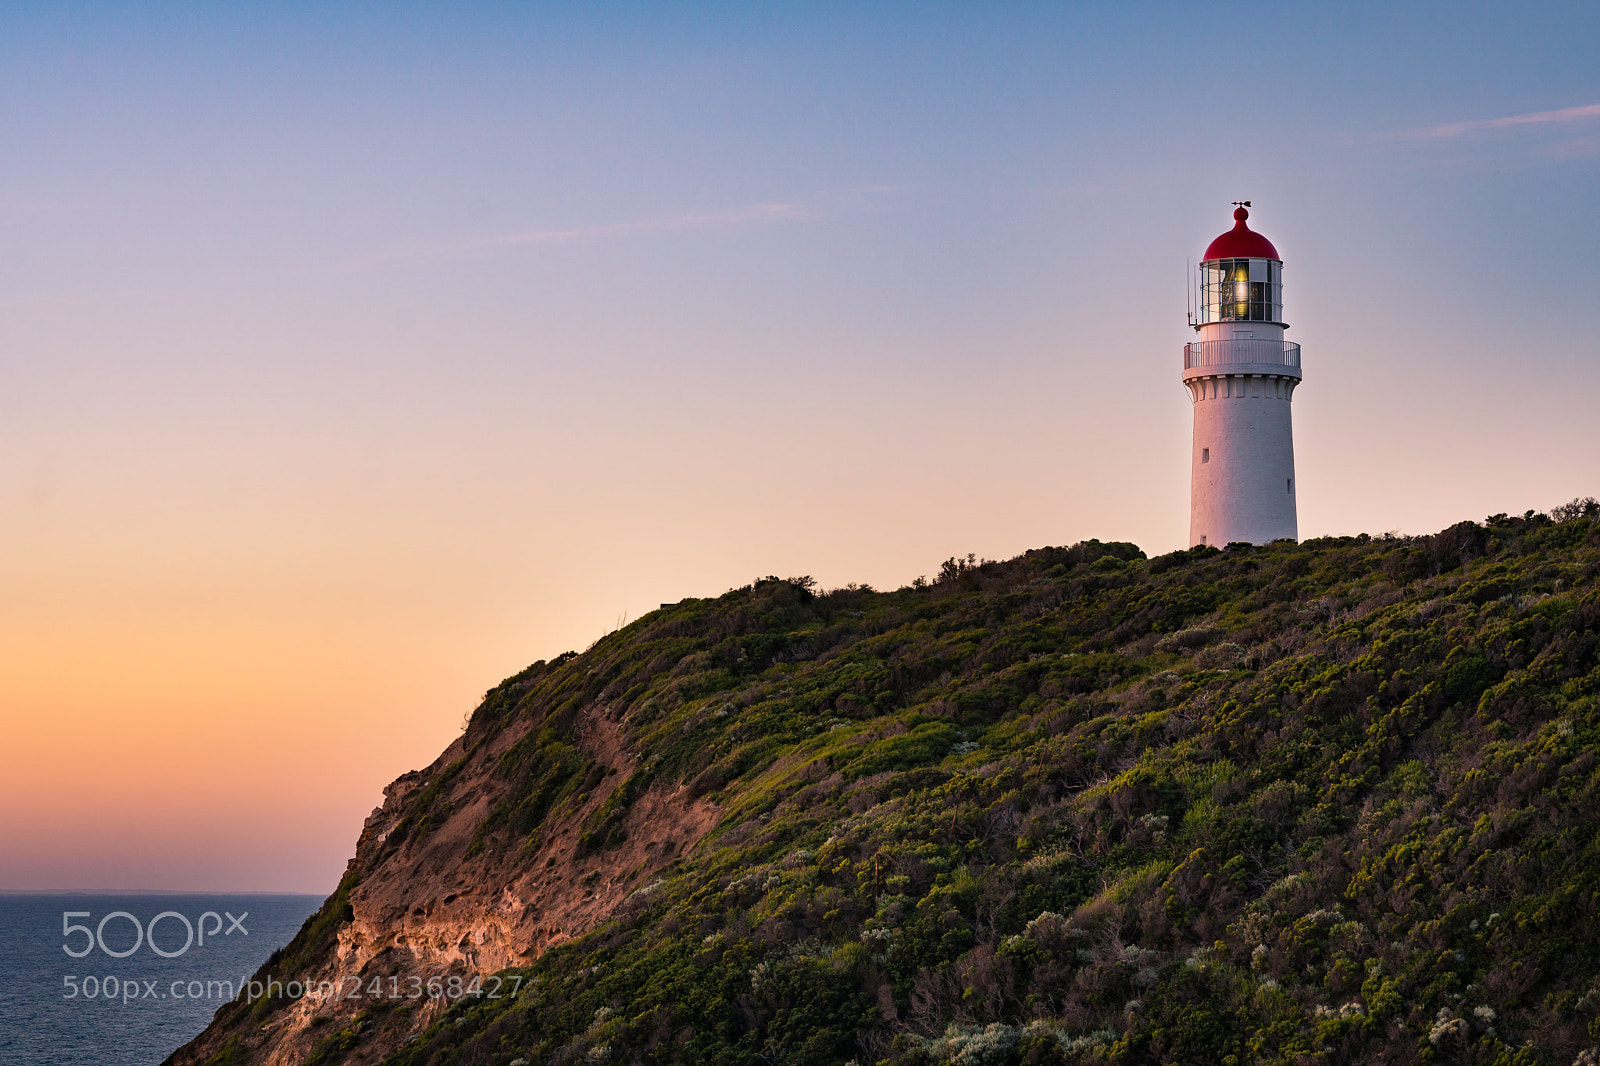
0,893,323,1066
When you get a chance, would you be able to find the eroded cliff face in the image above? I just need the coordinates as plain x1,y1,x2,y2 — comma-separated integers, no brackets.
168,696,719,1066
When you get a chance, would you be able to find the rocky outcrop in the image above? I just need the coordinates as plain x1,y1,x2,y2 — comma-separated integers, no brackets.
167,696,720,1065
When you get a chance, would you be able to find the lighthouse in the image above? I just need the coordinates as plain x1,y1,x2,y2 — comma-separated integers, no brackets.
1185,204,1301,547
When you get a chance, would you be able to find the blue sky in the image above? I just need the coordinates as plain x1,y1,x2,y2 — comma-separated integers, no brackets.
1,2,1596,890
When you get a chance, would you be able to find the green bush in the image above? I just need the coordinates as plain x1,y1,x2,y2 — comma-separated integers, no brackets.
202,513,1600,1066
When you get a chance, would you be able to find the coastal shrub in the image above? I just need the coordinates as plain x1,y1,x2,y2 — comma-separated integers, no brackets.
207,510,1600,1066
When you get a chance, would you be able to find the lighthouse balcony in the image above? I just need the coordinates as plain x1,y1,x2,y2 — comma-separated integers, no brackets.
1182,339,1302,383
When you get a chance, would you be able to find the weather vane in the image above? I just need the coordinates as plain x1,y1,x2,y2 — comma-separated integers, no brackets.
1232,200,1251,209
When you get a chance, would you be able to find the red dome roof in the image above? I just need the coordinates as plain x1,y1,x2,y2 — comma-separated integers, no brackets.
1203,206,1280,261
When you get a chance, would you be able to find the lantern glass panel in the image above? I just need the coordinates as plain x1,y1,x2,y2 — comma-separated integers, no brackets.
1198,258,1283,323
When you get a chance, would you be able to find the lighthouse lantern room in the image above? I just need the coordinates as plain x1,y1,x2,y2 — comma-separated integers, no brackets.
1185,204,1302,547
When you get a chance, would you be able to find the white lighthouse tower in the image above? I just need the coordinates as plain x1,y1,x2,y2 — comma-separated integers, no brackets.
1185,204,1301,547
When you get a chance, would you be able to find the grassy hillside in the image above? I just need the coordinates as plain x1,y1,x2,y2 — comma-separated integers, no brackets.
293,506,1600,1065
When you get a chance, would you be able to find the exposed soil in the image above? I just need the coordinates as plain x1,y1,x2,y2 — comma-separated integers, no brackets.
166,700,720,1066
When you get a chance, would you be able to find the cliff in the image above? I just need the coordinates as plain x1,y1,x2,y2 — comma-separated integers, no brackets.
169,504,1600,1065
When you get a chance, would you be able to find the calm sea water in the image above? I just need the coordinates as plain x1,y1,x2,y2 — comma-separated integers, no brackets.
0,893,323,1066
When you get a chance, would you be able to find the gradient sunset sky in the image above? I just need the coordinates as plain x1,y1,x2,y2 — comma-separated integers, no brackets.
3,2,1597,892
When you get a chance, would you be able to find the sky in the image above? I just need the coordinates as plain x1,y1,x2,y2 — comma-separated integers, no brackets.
2,2,1597,893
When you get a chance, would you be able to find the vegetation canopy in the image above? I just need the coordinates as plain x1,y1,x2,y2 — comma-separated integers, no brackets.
197,503,1600,1066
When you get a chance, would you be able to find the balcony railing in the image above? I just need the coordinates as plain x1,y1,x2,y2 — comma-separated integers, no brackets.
1183,339,1301,369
